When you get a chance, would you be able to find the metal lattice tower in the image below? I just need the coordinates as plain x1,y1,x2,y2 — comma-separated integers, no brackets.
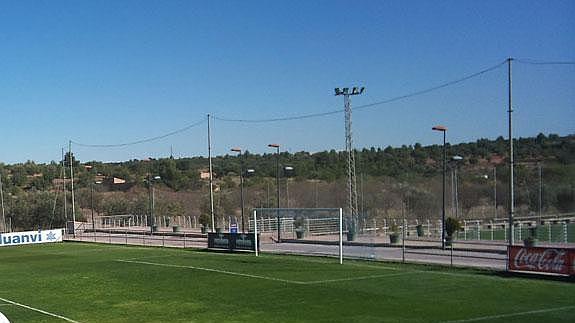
335,87,364,217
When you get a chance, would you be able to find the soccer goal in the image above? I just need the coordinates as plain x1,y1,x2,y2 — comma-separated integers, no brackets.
251,208,343,264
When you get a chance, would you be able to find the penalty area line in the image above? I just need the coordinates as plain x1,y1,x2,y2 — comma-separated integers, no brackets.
443,305,575,322
301,272,415,285
0,297,80,323
116,259,306,285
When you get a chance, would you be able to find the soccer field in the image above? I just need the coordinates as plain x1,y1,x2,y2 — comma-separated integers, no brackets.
0,243,573,323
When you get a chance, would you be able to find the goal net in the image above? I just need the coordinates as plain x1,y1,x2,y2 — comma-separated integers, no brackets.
251,208,343,263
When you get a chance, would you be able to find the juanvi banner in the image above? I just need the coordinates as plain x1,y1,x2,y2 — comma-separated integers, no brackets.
0,229,63,247
508,246,574,276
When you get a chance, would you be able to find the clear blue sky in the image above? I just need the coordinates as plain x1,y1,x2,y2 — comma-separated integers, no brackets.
0,0,573,164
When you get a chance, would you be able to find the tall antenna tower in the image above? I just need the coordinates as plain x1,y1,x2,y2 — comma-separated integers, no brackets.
335,87,365,217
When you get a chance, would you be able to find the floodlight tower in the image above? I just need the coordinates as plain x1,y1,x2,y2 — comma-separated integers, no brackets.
335,87,364,219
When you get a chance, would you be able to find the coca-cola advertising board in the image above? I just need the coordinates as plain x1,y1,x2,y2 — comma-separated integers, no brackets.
508,246,574,276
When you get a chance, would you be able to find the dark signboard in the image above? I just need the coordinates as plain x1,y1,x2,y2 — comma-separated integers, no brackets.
208,232,259,252
508,246,574,276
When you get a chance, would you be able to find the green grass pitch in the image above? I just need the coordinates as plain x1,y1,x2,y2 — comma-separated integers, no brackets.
0,242,573,322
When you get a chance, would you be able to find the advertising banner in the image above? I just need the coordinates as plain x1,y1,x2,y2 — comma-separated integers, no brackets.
508,246,574,276
207,232,259,251
0,229,63,247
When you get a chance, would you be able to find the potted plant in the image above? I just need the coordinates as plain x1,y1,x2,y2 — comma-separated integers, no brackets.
199,214,210,234
523,235,536,247
389,223,400,244
416,224,424,237
445,217,462,246
346,218,356,241
294,216,305,239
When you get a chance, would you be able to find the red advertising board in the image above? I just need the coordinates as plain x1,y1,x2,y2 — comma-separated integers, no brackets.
508,246,574,276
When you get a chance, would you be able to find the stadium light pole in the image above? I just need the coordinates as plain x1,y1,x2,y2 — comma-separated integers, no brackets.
268,143,281,242
90,180,102,240
432,125,447,249
450,155,463,219
146,174,161,234
231,148,245,233
0,173,5,233
284,166,294,208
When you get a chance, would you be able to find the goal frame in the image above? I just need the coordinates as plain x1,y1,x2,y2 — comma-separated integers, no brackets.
252,208,343,264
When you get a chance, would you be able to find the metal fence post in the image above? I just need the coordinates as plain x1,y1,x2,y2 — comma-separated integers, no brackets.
490,221,494,241
564,222,568,243
548,222,552,242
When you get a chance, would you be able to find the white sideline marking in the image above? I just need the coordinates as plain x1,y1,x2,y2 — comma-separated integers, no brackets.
0,297,80,323
116,259,407,285
116,259,305,285
443,305,575,322
301,272,414,285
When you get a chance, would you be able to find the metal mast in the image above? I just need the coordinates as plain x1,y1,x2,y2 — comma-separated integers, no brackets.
507,57,514,246
69,140,76,237
335,87,364,217
207,114,215,232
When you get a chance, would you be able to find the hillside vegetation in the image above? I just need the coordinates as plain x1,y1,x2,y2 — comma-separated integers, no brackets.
1,133,573,231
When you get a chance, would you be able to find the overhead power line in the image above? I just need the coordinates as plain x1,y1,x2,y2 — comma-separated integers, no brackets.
215,60,507,123
354,60,507,111
72,118,206,148
213,109,344,123
515,58,575,65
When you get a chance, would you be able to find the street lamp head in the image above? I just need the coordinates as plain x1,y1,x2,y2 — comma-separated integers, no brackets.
432,125,447,132
268,143,280,148
231,148,242,153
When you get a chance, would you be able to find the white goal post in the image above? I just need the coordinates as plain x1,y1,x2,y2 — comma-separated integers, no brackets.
252,208,343,264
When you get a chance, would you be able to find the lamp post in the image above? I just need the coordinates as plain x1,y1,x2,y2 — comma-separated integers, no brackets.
450,156,463,219
146,174,161,233
284,166,294,208
268,143,281,242
432,125,447,249
231,148,245,233
90,180,102,241
0,173,5,233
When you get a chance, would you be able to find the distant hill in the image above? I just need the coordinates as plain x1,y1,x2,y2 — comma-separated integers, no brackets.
1,133,573,231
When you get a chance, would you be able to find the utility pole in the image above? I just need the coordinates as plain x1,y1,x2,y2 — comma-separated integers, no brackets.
335,87,364,221
62,148,67,225
207,114,215,232
69,140,76,237
493,167,497,218
0,173,5,233
538,163,542,224
507,57,514,246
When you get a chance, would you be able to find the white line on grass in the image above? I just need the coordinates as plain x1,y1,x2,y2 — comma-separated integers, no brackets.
0,297,80,323
443,305,575,322
116,259,306,285
116,259,408,285
301,272,415,285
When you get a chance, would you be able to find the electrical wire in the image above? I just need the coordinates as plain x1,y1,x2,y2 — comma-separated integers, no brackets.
213,109,344,123
72,118,206,148
354,60,507,111
70,57,571,145
215,60,507,122
515,58,575,65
